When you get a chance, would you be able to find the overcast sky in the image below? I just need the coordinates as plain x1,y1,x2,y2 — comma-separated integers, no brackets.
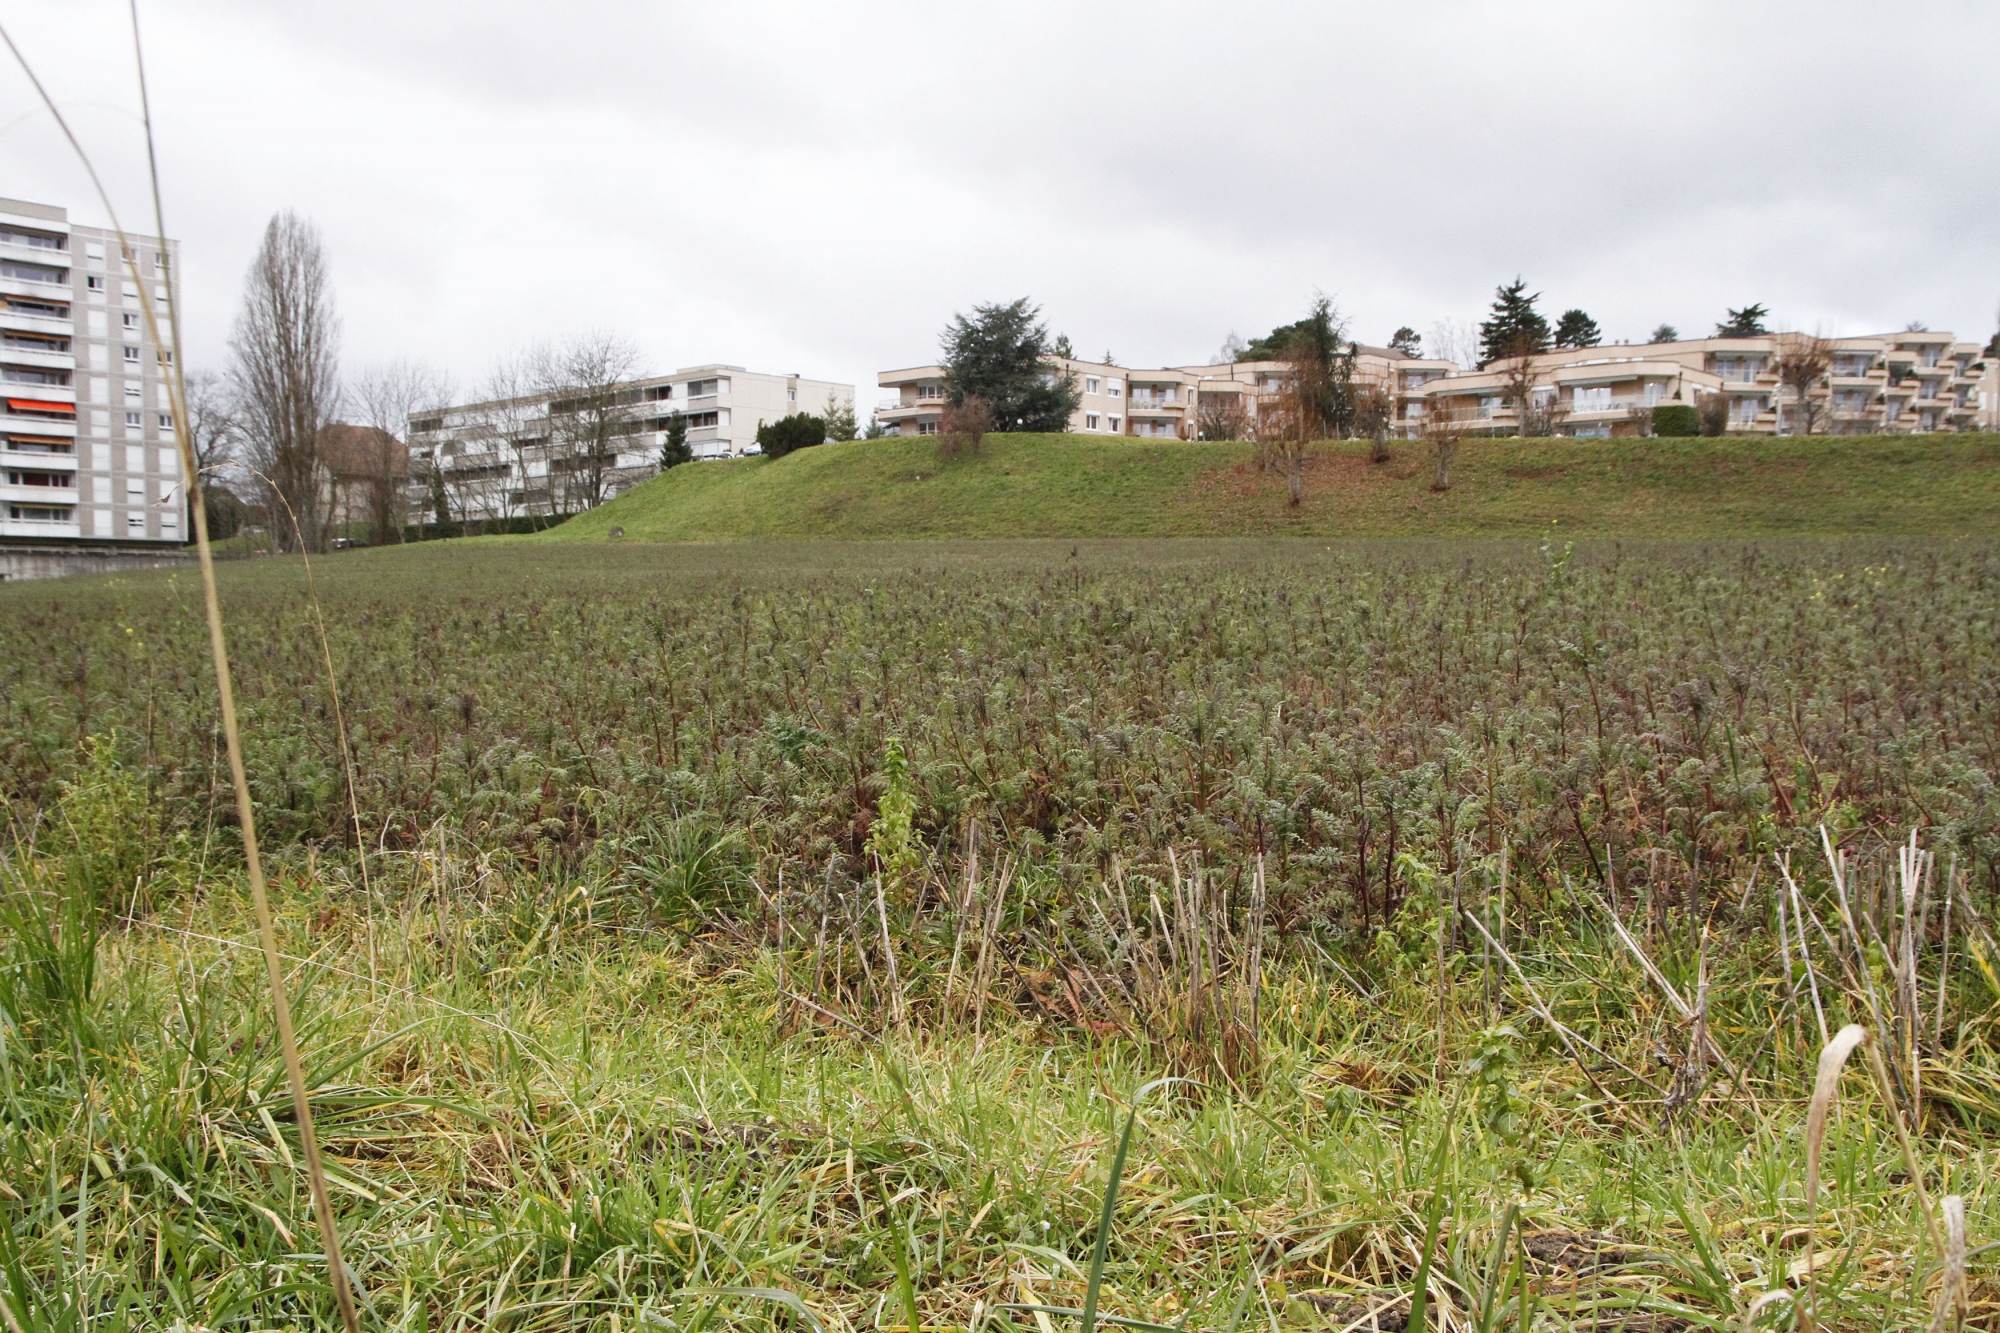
5,0,1998,412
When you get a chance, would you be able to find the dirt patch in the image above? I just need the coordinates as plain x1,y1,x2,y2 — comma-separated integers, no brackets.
1523,1228,1634,1271
1302,1291,1408,1330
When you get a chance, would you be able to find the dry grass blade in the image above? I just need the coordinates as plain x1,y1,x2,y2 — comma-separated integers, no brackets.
0,15,362,1331
1928,1195,1966,1333
1803,1024,1868,1333
1737,1288,1792,1333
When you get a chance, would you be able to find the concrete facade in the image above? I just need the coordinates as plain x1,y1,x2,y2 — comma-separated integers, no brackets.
878,347,1454,440
408,365,854,524
1,197,185,550
881,331,1992,442
1409,331,1989,437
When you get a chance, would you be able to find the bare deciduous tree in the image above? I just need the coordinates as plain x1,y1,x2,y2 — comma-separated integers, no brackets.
1195,391,1251,441
1425,398,1469,492
180,369,245,537
1426,318,1481,371
228,212,340,552
1499,330,1566,437
1274,297,1348,506
351,359,452,545
1774,331,1834,436
1354,381,1393,462
532,332,647,515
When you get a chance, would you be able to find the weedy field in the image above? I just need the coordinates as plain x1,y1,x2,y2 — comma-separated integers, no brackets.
2,537,1997,1332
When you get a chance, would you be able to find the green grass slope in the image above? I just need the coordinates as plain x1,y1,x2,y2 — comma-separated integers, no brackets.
543,431,2000,542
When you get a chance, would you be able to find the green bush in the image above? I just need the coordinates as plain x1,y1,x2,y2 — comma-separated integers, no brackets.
1651,404,1699,437
756,413,827,459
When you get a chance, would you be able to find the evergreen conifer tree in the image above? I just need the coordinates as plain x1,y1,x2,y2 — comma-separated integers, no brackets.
658,411,691,469
1478,278,1550,365
939,298,1082,432
1715,304,1770,337
1553,309,1602,350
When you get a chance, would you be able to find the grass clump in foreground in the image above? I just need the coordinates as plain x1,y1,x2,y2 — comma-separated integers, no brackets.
1,538,1997,1330
538,431,2000,542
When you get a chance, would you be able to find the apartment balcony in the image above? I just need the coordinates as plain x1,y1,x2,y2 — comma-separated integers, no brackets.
0,273,73,302
0,444,77,470
0,344,76,372
1568,396,1662,418
1,401,78,434
0,517,81,539
1127,399,1185,415
1,480,78,504
0,308,74,337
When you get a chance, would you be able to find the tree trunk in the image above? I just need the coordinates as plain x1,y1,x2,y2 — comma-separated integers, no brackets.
1370,423,1390,463
1432,440,1454,492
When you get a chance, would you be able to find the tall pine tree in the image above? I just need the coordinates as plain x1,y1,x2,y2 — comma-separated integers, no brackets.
1479,278,1550,365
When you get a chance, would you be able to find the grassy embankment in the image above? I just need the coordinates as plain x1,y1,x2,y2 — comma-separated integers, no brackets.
542,431,2000,542
2,539,1996,1330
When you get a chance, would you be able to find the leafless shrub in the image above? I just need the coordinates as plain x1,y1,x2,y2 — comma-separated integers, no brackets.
1425,399,1470,492
1195,392,1250,442
1698,391,1731,436
1355,382,1394,461
940,394,991,459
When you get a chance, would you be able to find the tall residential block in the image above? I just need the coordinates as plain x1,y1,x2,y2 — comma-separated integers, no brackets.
1,197,186,565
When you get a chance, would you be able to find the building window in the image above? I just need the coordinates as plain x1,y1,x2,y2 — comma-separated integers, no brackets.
10,503,73,521
125,411,142,429
1106,380,1122,397
685,411,720,429
787,387,797,401
126,479,145,497
915,421,939,436
1085,376,1100,395
916,383,943,400
1107,416,1121,432
123,345,140,364
157,413,172,430
1085,413,1099,430
125,384,141,400
1574,387,1611,412
127,513,146,530
122,312,138,330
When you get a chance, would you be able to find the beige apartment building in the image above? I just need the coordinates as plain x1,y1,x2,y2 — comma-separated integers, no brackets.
879,346,1457,439
1,197,185,556
882,328,1989,442
1409,330,1988,437
410,364,853,524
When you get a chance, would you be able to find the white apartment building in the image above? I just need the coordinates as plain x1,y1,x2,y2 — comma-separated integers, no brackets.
409,364,853,523
1,197,184,550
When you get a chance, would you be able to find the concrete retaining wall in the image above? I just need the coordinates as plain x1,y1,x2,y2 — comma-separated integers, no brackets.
0,544,197,582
